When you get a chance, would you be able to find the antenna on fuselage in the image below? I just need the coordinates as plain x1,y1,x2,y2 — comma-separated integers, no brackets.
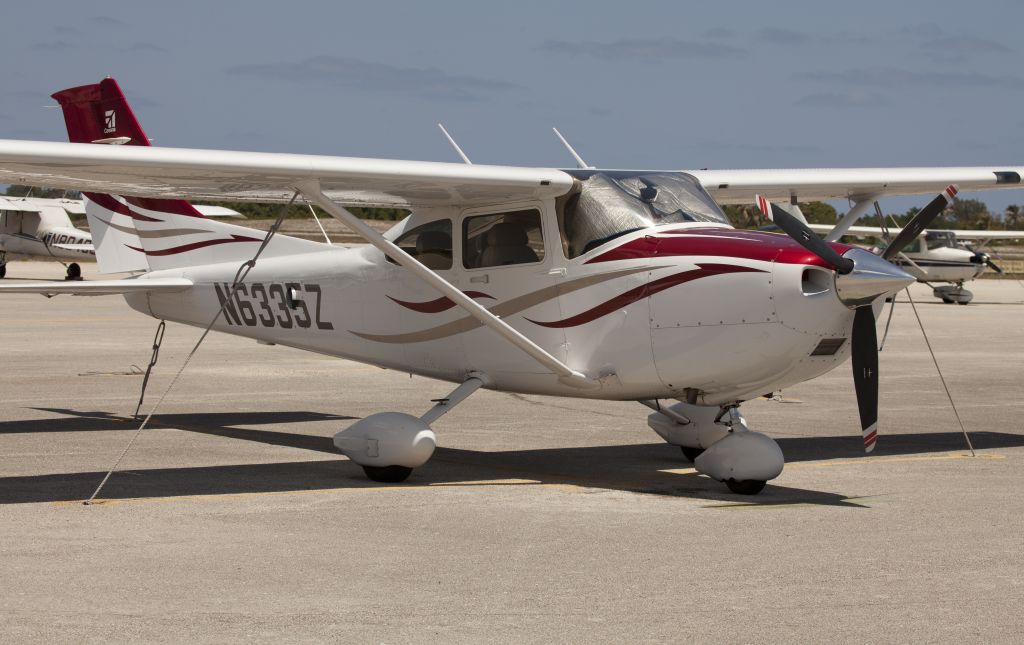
437,123,472,165
552,127,593,169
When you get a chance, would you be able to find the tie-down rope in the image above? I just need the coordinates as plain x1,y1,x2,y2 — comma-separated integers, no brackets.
84,191,300,504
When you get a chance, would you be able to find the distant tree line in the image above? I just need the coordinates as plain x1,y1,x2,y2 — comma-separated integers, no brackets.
2,185,407,220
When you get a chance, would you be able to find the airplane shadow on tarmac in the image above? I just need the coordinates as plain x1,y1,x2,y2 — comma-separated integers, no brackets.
1,407,1022,507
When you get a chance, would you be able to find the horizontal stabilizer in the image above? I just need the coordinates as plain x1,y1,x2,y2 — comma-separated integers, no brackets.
0,277,192,296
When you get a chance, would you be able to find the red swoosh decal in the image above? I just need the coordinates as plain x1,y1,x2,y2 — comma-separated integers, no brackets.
125,196,205,218
388,291,495,313
126,234,260,256
586,227,852,269
85,192,163,222
527,263,765,329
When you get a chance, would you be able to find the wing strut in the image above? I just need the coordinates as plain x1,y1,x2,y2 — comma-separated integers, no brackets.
825,198,877,242
299,182,598,390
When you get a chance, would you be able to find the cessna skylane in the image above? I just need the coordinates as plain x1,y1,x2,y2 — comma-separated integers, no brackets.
1,77,1023,494
0,195,240,280
806,219,1023,304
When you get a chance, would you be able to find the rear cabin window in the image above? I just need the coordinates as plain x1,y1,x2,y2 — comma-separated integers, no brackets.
388,219,453,270
462,209,545,269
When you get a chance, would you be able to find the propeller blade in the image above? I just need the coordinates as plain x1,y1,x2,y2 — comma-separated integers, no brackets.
986,258,1005,274
756,195,855,274
851,306,879,453
882,185,958,261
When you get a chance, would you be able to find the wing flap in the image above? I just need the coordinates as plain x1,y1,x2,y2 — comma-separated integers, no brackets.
0,277,193,296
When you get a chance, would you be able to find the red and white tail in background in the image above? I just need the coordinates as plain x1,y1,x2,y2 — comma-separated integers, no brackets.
51,78,323,274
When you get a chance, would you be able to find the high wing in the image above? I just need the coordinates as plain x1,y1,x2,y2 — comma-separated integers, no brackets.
0,140,1022,209
0,277,192,296
0,140,573,208
807,223,1024,240
689,168,1024,205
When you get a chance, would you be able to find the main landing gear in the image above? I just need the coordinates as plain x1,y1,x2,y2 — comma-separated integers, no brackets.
332,374,486,482
933,283,972,305
0,252,6,279
646,400,784,495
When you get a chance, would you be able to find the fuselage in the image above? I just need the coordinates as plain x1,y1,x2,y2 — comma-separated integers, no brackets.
126,223,861,406
896,246,986,284
0,226,94,261
0,203,94,263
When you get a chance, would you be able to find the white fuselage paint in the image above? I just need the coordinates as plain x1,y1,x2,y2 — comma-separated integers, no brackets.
896,245,986,284
126,221,860,405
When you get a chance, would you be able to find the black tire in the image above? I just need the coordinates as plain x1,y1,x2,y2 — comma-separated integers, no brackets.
726,479,767,495
957,300,969,306
680,446,705,462
65,263,82,281
0,263,5,279
941,298,954,304
362,465,413,483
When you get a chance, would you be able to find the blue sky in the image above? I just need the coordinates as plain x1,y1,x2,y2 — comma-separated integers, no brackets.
2,0,1023,213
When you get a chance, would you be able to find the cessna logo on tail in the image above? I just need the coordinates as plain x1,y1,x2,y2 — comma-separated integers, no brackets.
103,110,116,133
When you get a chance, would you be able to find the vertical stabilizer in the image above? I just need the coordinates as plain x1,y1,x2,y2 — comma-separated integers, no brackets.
52,78,325,273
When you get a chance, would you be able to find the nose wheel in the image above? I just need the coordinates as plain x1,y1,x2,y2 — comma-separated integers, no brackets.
65,262,82,281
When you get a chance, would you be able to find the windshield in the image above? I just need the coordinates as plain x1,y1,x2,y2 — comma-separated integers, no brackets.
558,172,728,258
925,231,956,250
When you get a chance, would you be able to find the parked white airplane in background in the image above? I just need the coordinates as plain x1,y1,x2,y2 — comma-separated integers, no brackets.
0,194,241,279
1,77,1023,494
807,219,1024,304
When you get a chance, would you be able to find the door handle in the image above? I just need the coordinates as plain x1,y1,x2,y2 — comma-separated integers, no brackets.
470,274,489,284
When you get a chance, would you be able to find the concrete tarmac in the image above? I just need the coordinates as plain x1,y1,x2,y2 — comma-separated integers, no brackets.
1,260,1023,643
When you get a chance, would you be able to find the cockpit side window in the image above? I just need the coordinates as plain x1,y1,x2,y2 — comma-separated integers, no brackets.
462,209,544,269
387,219,453,270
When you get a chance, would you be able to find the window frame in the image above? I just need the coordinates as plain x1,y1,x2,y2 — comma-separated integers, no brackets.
459,203,549,271
385,217,454,270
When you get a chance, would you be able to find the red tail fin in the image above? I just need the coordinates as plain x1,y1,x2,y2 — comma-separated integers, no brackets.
52,78,205,218
52,77,151,146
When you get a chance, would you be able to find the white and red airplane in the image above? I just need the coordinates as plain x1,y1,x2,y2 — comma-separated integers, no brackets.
0,77,1021,494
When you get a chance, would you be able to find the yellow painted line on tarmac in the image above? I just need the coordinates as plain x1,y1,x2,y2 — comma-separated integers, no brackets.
702,494,887,510
2,318,128,324
658,452,1005,476
785,452,1006,470
51,478,558,507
